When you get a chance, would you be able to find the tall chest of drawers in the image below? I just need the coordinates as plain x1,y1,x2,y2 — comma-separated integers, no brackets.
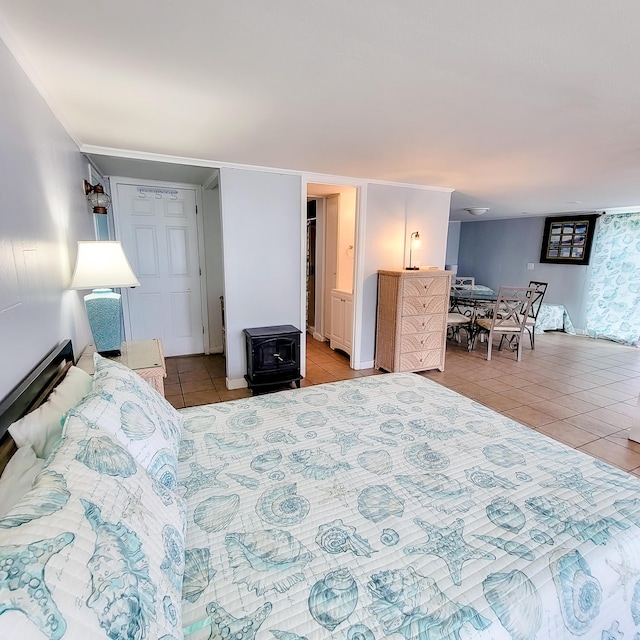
375,269,451,373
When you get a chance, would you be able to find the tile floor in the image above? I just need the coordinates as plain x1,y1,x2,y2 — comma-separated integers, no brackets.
166,331,640,475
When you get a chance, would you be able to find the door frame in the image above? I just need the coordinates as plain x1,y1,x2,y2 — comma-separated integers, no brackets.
309,196,326,342
323,194,339,343
109,176,209,351
302,176,364,368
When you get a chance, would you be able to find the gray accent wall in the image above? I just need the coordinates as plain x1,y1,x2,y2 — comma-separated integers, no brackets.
457,217,590,330
0,38,94,399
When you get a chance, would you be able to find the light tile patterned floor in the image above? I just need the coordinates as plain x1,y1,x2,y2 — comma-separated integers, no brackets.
166,331,640,475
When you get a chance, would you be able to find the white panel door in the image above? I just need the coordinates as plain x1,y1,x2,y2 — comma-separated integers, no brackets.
344,293,353,351
115,183,203,356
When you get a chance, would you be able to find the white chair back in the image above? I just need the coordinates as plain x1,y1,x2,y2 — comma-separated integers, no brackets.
491,287,534,332
452,276,475,290
475,286,535,361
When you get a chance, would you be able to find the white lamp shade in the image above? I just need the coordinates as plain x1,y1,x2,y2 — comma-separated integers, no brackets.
69,241,140,289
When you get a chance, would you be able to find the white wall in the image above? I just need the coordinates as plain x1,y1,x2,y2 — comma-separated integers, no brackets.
0,39,94,400
336,189,356,292
220,167,303,387
356,183,453,367
203,185,225,352
446,221,461,269
219,176,451,376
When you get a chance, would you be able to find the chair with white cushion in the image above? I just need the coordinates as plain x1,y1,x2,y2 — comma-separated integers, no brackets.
473,286,534,361
447,312,472,346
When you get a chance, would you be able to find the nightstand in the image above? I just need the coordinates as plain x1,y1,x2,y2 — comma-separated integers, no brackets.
77,339,167,397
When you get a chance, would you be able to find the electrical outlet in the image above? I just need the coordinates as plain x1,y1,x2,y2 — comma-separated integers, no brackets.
527,263,535,270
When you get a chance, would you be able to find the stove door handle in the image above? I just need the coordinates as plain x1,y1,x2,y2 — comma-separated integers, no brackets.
273,353,283,362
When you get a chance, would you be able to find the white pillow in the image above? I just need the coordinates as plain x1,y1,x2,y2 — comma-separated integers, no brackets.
8,365,93,459
0,446,45,516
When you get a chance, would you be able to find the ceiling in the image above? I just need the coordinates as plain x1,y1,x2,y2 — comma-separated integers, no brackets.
2,1,640,221
88,156,219,187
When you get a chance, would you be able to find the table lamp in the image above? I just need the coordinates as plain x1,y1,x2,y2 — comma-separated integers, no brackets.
70,241,140,356
406,231,421,270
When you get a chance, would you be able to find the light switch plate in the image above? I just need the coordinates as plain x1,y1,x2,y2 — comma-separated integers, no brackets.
527,263,535,270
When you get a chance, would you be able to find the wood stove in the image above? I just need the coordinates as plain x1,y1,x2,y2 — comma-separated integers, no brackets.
244,325,302,391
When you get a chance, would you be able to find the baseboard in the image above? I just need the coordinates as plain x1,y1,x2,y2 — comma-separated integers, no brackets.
312,332,326,342
226,377,248,390
356,360,375,370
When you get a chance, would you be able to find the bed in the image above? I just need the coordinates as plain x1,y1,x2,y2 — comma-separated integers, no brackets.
0,341,639,640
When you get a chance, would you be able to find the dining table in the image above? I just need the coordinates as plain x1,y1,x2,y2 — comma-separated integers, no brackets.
449,285,497,313
449,285,498,350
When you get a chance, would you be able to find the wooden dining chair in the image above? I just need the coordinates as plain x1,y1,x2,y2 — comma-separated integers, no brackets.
473,286,534,361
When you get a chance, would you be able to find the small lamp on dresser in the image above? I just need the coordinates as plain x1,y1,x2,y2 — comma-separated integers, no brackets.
69,241,140,357
406,230,421,270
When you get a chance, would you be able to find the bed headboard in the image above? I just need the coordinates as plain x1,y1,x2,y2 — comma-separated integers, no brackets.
0,340,74,469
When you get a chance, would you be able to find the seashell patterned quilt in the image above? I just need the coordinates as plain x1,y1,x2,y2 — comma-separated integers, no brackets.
178,372,640,640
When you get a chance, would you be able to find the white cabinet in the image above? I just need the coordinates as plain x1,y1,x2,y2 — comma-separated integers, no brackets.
329,289,353,355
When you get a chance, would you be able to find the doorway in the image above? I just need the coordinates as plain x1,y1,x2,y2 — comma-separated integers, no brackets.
113,179,205,357
101,164,224,359
306,183,358,364
306,200,317,333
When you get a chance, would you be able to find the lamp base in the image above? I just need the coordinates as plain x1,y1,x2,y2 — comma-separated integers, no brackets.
98,349,122,358
84,288,123,355
405,266,420,270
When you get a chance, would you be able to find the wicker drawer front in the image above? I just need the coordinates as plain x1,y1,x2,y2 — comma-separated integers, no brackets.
403,277,448,298
400,332,443,353
402,296,447,316
401,314,444,334
399,349,443,371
